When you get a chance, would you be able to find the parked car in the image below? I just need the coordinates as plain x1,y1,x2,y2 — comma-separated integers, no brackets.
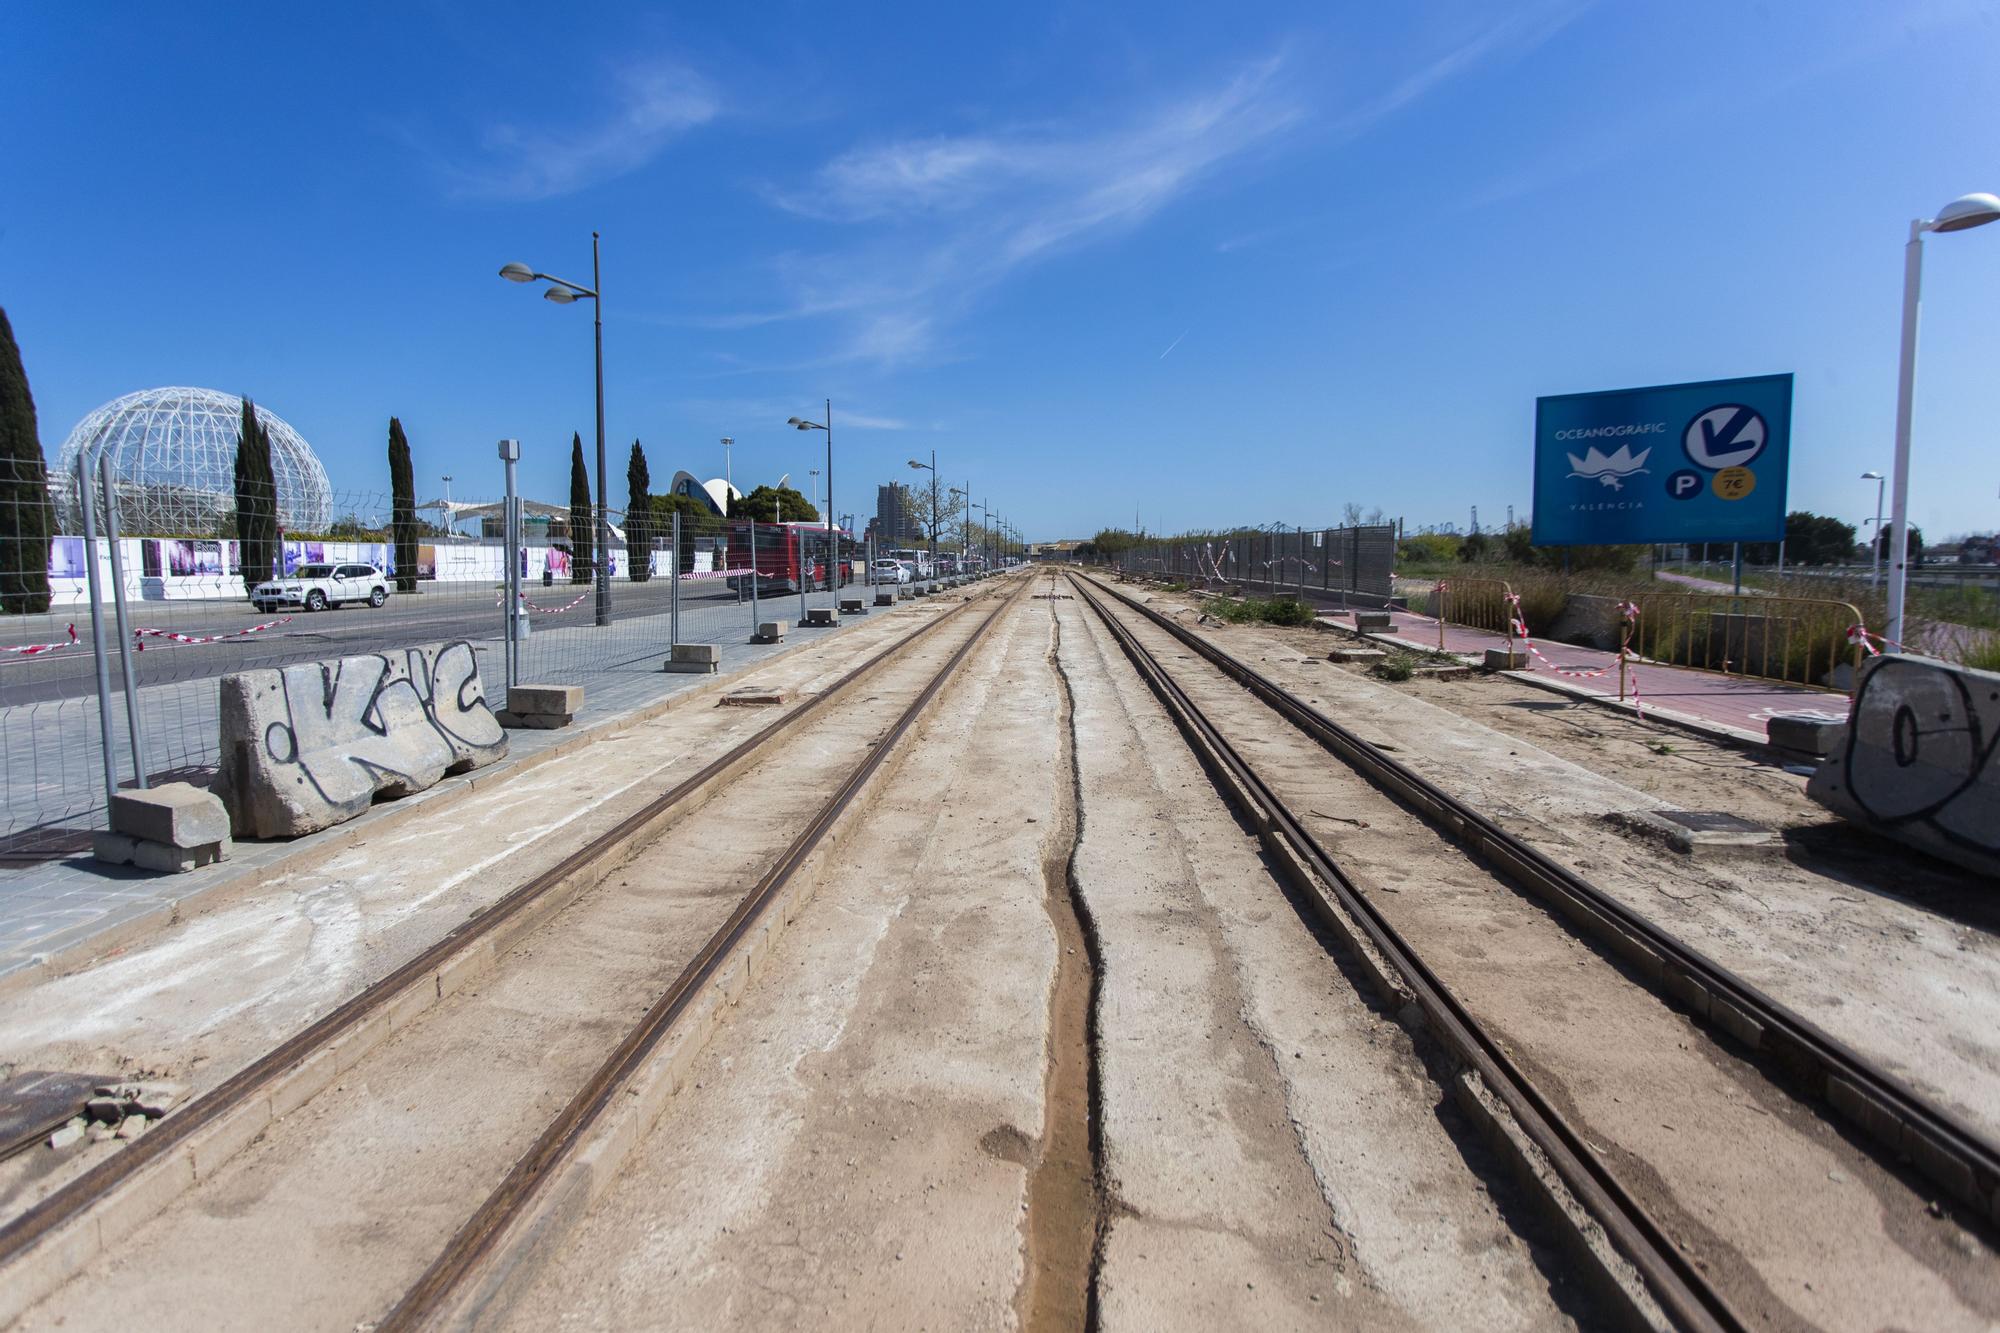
872,558,913,585
252,563,391,613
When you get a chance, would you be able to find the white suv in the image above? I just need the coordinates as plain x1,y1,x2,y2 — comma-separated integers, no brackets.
872,559,913,585
252,562,392,613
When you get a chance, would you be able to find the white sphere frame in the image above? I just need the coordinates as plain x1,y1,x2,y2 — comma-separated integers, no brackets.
56,387,334,536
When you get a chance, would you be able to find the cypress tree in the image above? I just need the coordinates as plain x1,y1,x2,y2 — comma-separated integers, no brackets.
568,433,593,584
0,307,53,614
625,439,651,582
233,397,278,593
388,417,418,592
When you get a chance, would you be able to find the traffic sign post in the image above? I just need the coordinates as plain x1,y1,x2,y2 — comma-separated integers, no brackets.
1531,374,1792,547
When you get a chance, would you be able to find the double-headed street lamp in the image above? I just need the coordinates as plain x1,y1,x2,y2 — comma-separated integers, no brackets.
908,450,938,573
789,403,833,581
1861,470,1886,588
500,234,610,627
1884,191,2000,650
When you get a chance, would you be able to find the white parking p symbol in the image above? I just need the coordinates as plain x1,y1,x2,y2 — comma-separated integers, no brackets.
1668,469,1703,499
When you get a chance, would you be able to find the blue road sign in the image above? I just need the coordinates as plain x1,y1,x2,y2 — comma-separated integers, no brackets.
1532,374,1791,546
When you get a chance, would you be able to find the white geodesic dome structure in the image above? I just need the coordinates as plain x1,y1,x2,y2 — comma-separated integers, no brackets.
55,387,333,536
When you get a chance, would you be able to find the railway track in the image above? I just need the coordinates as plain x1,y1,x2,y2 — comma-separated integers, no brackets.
1066,570,2000,1331
0,573,1027,1329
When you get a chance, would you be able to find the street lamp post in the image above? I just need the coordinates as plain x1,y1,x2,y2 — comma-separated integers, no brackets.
908,450,938,579
442,475,454,537
1885,191,2000,650
500,234,611,627
1861,470,1886,588
722,437,733,495
789,402,833,584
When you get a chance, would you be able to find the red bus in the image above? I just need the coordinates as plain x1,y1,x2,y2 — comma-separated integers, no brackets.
722,522,850,594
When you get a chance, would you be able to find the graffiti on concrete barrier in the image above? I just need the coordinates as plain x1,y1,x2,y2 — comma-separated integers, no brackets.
1815,655,2000,868
218,640,507,838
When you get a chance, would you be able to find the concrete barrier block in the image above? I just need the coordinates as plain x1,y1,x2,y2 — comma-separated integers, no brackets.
754,620,787,643
110,782,230,848
506,684,582,716
672,643,722,665
494,711,572,729
1354,612,1393,632
840,597,865,614
1767,712,1846,758
876,590,896,606
1483,647,1530,671
1808,656,2000,876
804,607,839,627
212,640,507,839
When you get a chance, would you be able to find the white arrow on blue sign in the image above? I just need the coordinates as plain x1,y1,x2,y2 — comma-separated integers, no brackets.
1682,404,1767,470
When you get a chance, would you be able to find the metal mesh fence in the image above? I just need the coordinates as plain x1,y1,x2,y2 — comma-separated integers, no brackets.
1114,525,1398,605
1,457,884,857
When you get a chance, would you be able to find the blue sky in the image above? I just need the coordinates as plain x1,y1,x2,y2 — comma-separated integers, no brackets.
5,0,1998,542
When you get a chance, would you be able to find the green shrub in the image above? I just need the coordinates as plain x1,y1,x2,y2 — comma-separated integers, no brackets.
1373,652,1416,681
1212,595,1314,626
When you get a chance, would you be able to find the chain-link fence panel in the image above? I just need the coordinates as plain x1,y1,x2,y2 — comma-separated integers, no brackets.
1115,525,1397,606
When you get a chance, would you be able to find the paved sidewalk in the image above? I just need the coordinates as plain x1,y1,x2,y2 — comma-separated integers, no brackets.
1365,609,1852,742
0,585,966,980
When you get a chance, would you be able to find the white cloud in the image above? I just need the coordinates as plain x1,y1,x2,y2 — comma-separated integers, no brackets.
448,60,719,200
723,55,1300,365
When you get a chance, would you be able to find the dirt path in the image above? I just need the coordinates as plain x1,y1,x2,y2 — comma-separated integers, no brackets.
1083,581,1998,1331
0,593,987,1221
14,597,1014,1331
1056,593,1580,1330
1132,591,2000,1144
494,588,1067,1331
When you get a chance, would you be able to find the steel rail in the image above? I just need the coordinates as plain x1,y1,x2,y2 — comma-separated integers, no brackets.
1067,572,1738,1331
379,576,1031,1329
1083,573,2000,1230
0,580,1009,1289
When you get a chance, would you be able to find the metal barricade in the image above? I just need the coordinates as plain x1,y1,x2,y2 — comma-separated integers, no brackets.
1628,591,1864,690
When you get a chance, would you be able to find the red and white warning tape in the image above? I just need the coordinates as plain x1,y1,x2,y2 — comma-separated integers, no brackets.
132,616,292,649
2,625,78,656
518,590,591,615
1845,623,1908,657
1505,591,1646,714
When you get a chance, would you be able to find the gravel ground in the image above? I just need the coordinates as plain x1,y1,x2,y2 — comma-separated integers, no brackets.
1086,579,1999,1330
496,589,1063,1331
8,593,1015,1331
1057,594,1583,1330
1141,596,2000,1145
0,593,991,1224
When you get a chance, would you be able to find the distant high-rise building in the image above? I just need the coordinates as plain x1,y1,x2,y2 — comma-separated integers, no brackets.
876,482,915,545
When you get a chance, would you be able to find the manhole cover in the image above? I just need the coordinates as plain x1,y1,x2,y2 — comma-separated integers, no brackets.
1656,811,1766,834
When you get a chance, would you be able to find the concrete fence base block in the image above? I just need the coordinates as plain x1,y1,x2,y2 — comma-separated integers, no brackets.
213,640,508,840
875,591,896,607
753,620,788,644
506,683,583,716
1483,647,1530,671
804,608,839,627
110,782,230,849
1354,612,1393,632
840,598,866,614
94,830,231,874
1767,712,1846,759
498,682,581,731
494,711,573,730
1807,655,2000,877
